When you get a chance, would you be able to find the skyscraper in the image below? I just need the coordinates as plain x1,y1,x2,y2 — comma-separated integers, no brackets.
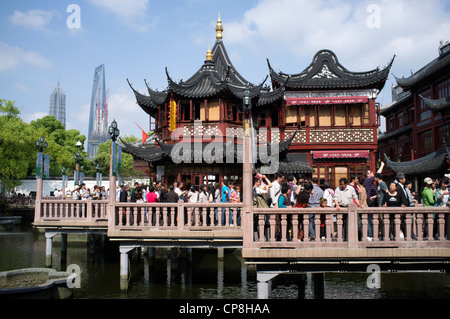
87,64,109,160
49,80,66,127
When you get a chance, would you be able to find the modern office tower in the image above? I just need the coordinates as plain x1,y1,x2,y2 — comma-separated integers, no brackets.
49,80,66,127
87,64,109,160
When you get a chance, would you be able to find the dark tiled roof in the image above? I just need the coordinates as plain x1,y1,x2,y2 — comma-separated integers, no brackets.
121,139,166,162
129,39,285,111
394,49,450,90
122,131,299,164
383,147,450,175
256,160,314,175
127,79,168,117
419,95,450,112
268,50,395,91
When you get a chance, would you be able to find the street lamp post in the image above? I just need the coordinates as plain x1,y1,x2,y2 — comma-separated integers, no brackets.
74,140,82,187
242,89,253,248
35,136,48,222
62,167,66,199
108,119,120,203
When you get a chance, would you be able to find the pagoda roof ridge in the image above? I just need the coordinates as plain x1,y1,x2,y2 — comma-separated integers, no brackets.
268,49,395,91
394,50,450,90
127,78,166,117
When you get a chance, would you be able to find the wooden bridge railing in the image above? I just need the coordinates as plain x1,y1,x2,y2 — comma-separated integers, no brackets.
33,197,450,250
34,199,109,224
246,204,450,249
109,201,244,231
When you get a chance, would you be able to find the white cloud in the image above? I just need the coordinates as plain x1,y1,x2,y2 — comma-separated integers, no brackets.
22,111,48,124
9,9,57,32
87,0,155,32
0,42,52,72
107,90,148,138
66,90,144,139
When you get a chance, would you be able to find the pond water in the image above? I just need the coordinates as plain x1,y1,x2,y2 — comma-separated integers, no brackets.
1,222,450,300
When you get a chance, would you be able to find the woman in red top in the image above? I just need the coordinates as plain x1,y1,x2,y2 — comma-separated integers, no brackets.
146,186,158,203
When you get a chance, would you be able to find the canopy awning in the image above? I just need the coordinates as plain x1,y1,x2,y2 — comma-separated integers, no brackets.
312,150,369,159
286,96,368,106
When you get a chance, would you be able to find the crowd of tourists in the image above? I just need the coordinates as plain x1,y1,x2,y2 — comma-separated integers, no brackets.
252,162,449,240
50,162,449,237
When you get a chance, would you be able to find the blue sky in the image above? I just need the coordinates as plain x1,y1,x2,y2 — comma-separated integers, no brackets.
1,0,450,142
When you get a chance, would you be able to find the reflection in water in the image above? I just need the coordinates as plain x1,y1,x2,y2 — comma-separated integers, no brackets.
1,224,450,299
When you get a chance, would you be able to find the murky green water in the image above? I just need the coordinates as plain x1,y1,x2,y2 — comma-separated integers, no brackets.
1,222,450,299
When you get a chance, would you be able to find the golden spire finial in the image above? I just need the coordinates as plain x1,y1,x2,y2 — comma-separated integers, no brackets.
206,45,213,60
215,12,223,40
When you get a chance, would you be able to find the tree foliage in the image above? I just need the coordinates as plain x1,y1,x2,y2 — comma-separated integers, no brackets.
0,99,144,190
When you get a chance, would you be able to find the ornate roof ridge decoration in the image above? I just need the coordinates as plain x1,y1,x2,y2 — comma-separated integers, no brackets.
127,79,165,117
128,14,288,109
418,94,450,112
394,49,450,90
383,146,450,175
268,49,395,91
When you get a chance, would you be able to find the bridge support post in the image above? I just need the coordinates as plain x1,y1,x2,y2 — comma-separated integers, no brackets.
313,273,325,299
119,245,136,291
45,232,58,268
60,233,67,266
257,271,279,299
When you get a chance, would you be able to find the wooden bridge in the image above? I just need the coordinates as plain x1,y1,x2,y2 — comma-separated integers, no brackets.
33,194,450,295
31,136,450,297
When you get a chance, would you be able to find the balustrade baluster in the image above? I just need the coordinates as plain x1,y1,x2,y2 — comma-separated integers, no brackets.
394,213,402,241
118,208,123,227
138,207,144,226
303,214,310,242
326,214,332,242
258,215,265,242
438,214,446,241
269,214,276,242
361,213,368,242
405,213,412,241
426,214,434,241
163,207,168,226
194,207,199,226
372,213,379,242
202,208,207,227
225,208,230,226
292,214,299,242
383,213,390,241
133,207,138,226
209,208,214,227
187,207,192,227
336,214,343,242
416,214,423,241
126,207,131,226
315,213,321,240
281,214,287,242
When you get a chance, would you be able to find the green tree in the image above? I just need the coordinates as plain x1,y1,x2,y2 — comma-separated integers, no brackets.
93,135,144,178
29,116,87,177
0,100,35,189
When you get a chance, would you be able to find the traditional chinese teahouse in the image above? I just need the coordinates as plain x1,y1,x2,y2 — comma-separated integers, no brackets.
124,14,394,188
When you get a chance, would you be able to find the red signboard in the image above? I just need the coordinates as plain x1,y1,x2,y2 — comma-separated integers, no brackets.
286,96,369,106
312,150,369,159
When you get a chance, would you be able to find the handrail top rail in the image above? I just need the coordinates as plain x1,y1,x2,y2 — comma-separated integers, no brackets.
114,202,244,207
254,206,450,213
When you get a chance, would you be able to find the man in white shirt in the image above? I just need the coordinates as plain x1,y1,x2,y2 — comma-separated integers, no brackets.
333,178,359,209
269,173,284,207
